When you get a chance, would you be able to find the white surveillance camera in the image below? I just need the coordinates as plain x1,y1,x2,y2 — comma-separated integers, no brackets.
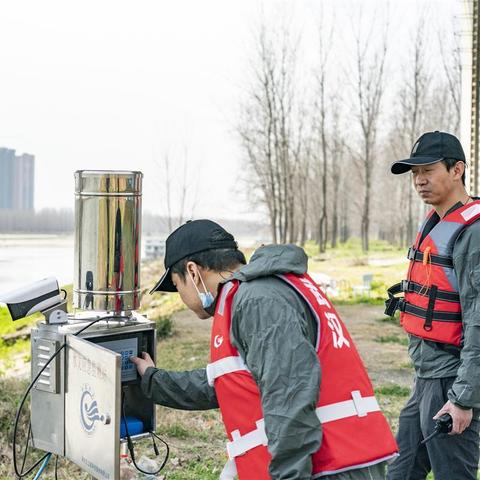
0,277,63,321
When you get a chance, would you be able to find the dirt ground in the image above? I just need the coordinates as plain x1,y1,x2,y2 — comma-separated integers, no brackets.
336,304,412,387
146,302,414,479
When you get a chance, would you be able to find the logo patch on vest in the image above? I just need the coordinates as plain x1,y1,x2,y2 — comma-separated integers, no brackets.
461,203,480,222
325,312,350,349
214,335,224,348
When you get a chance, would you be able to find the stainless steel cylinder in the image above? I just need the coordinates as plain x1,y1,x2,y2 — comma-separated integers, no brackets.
73,170,142,313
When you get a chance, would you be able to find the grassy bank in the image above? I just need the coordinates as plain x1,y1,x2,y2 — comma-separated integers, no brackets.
0,240,408,370
0,307,37,377
304,238,406,305
0,240,415,478
0,261,186,374
1,304,413,479
1,299,474,478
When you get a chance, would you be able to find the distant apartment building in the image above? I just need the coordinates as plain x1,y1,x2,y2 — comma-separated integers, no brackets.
0,147,35,210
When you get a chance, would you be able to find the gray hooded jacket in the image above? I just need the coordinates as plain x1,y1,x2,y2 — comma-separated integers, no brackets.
141,245,382,479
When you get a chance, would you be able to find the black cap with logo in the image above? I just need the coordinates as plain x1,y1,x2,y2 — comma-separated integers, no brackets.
150,219,238,293
391,131,466,175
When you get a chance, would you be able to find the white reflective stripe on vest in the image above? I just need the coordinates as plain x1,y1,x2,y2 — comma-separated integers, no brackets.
227,419,268,460
317,390,380,423
226,391,380,460
206,356,249,387
220,458,238,480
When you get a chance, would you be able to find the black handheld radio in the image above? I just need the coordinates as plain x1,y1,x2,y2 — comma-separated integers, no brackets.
421,414,453,444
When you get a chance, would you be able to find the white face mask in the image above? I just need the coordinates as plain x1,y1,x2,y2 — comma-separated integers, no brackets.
188,269,215,309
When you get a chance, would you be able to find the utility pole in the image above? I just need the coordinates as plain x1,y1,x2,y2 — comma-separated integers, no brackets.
471,0,480,195
461,0,479,195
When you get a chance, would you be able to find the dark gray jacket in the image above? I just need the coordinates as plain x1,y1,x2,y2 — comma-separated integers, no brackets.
141,244,322,479
407,204,480,409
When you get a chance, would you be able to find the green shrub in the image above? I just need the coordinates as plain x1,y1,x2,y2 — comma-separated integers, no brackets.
375,335,408,346
164,423,189,438
399,361,414,370
375,384,410,397
155,315,174,339
333,295,385,306
370,279,386,290
377,312,400,325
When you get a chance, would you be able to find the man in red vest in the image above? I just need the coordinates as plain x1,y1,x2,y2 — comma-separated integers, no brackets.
386,131,480,480
132,219,397,479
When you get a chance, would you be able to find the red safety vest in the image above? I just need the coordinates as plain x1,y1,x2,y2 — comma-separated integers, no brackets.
386,201,480,347
208,273,398,479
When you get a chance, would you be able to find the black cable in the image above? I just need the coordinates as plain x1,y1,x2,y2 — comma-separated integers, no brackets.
13,344,65,477
121,392,169,475
19,420,31,475
148,431,169,471
13,315,128,478
54,455,59,480
151,432,160,456
73,315,129,336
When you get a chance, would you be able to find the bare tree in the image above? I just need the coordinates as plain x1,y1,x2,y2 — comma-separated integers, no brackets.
329,95,345,248
236,4,462,249
238,20,301,244
438,27,462,134
294,102,315,246
396,19,431,245
312,15,334,252
163,153,173,231
155,146,199,229
381,10,461,247
177,146,191,226
352,13,388,252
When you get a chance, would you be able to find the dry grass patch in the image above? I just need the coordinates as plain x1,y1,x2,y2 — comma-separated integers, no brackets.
0,252,419,478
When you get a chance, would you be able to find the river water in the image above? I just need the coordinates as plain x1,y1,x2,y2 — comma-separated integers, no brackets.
0,234,265,295
0,235,74,293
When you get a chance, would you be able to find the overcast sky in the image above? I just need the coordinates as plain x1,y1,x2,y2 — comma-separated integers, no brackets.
0,0,459,221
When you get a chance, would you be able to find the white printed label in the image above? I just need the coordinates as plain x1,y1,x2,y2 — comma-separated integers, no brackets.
325,312,351,349
461,204,480,222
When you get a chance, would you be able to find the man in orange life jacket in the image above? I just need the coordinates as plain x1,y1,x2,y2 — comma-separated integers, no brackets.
385,131,480,480
131,219,397,479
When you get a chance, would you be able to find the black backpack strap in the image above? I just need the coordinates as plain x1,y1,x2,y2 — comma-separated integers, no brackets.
397,300,462,323
401,280,459,303
407,247,453,268
423,285,438,331
384,280,460,318
384,282,403,316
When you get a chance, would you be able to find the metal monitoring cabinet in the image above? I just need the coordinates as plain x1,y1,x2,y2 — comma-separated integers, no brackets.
11,170,159,480
31,314,156,480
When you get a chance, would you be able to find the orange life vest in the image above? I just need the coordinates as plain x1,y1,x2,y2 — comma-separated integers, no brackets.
209,273,398,479
385,201,480,346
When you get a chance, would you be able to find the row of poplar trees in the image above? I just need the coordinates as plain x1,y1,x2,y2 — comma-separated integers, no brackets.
237,4,460,252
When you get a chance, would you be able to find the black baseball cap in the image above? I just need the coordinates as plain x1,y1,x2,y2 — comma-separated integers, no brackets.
150,219,238,293
391,131,466,174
